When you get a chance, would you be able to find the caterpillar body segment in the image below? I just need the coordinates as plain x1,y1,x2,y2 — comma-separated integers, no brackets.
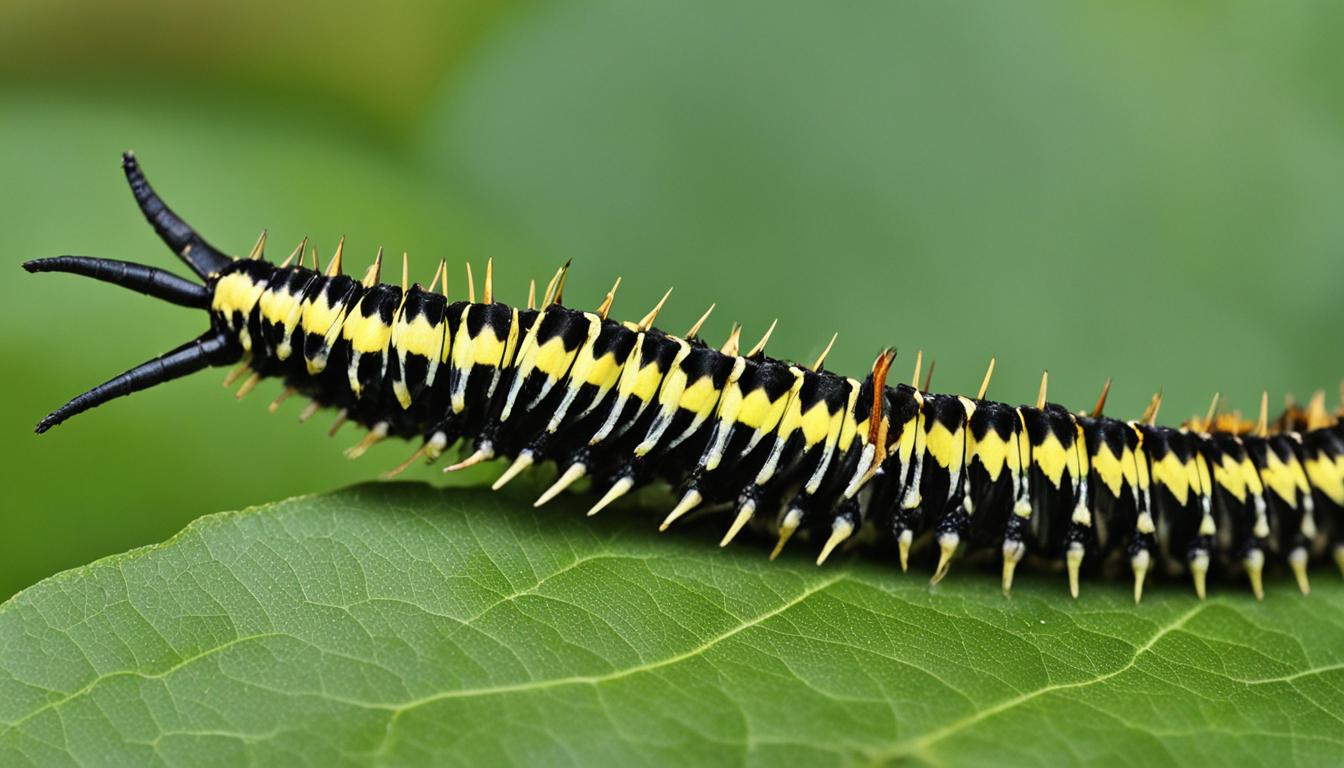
28,154,1344,602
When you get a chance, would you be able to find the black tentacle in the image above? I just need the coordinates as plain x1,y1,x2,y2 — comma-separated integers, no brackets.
35,331,240,434
24,256,210,308
122,151,232,279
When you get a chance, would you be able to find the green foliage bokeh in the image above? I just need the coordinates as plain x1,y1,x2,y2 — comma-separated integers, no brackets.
3,0,1344,599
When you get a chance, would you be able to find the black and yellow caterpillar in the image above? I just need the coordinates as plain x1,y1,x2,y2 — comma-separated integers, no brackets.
27,154,1344,602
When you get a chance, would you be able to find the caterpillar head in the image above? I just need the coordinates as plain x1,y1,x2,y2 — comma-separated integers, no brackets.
24,152,245,433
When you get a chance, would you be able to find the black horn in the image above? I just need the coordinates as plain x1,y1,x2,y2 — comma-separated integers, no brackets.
35,331,240,434
122,151,233,279
23,256,211,308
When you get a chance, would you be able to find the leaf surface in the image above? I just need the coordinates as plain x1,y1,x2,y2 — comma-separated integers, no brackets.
2,484,1341,767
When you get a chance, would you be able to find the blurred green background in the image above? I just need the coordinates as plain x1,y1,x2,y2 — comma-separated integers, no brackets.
3,0,1343,599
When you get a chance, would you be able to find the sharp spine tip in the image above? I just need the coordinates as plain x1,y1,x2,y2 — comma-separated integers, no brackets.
222,361,251,387
1091,377,1112,417
770,508,803,560
235,372,263,400
720,502,755,547
587,477,634,517
327,409,349,437
326,236,345,276
930,533,959,585
595,275,621,320
444,447,493,473
921,358,936,394
429,259,447,294
686,303,715,338
280,238,301,268
811,331,839,371
382,442,431,480
1131,550,1151,604
298,400,321,423
541,262,564,306
745,318,777,358
483,256,494,304
267,387,297,413
816,519,854,566
491,451,535,491
1289,547,1310,595
660,489,702,531
248,229,268,260
976,356,996,400
1244,548,1265,601
1001,561,1017,599
638,287,673,331
1001,539,1025,598
362,247,384,288
534,464,587,508
553,258,571,305
1190,551,1210,600
344,422,388,460
719,323,742,355
1066,542,1084,599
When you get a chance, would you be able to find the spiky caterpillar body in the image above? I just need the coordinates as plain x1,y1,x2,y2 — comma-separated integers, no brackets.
28,153,1344,602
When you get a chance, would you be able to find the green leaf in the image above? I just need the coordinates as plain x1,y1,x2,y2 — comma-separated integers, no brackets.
2,484,1341,767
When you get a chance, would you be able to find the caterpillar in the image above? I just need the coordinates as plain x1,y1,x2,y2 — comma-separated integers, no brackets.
27,153,1344,603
